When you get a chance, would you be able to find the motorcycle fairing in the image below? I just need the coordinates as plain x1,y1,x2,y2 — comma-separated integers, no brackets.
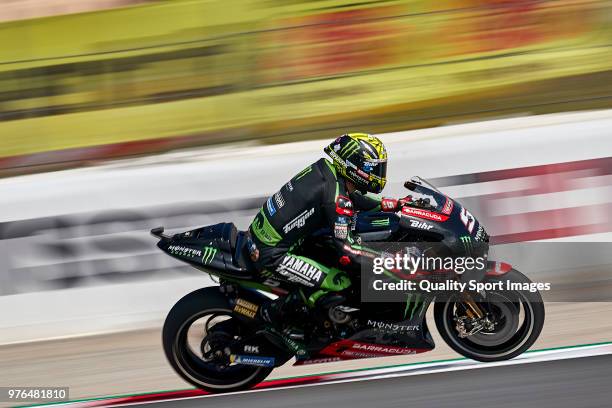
294,297,436,364
156,222,255,280
307,339,430,360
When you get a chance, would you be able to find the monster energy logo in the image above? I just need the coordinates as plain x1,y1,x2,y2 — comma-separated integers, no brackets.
371,218,390,227
460,236,473,254
202,246,217,264
404,293,426,320
339,139,360,158
168,245,202,258
295,166,313,180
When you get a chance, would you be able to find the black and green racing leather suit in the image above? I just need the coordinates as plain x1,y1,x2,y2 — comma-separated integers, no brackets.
249,158,383,304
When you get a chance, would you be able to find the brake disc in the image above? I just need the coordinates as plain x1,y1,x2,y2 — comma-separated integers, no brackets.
467,293,520,346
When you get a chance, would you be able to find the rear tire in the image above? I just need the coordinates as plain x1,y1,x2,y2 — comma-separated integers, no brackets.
434,269,545,362
162,287,273,393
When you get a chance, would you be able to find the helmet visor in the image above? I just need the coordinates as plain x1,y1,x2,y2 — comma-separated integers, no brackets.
365,159,387,192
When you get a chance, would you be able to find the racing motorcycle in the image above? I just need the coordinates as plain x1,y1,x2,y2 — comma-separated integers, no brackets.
152,177,545,393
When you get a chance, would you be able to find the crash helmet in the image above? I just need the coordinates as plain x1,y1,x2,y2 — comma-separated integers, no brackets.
324,133,388,194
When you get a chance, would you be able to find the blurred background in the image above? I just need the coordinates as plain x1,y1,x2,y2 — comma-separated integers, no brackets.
1,0,612,174
0,0,611,405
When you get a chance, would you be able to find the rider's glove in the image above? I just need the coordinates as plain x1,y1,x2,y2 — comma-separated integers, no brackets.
398,195,413,208
380,196,413,212
380,197,399,212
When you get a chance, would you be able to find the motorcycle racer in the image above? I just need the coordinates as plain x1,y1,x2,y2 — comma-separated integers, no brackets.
156,134,545,390
248,133,408,349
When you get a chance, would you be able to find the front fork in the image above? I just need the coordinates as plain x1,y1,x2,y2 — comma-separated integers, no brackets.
461,260,514,320
462,293,485,319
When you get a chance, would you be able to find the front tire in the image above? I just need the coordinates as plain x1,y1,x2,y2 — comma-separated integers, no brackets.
434,269,545,362
162,287,273,393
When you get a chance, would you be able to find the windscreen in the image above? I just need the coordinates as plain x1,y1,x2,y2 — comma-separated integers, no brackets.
404,182,452,213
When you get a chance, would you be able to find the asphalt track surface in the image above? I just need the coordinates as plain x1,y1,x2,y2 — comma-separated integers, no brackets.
117,354,611,408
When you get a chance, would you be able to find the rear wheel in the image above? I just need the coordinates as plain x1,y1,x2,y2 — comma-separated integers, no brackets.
434,269,545,362
162,287,273,393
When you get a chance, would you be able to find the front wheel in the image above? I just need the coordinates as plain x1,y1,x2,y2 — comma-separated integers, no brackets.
434,269,545,362
162,287,273,393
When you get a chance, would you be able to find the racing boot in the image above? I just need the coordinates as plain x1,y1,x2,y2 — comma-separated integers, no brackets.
258,292,309,358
